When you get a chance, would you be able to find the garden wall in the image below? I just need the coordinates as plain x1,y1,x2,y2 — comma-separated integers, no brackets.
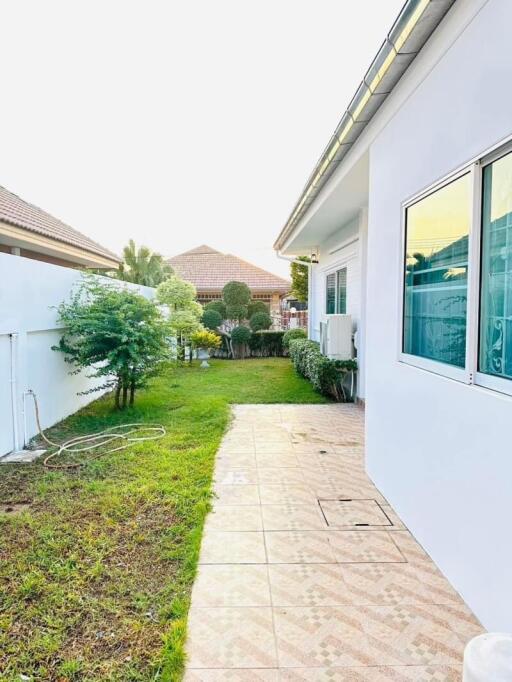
0,253,155,457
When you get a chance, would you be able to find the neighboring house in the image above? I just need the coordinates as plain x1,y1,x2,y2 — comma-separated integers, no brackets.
274,0,512,631
167,245,290,312
0,185,120,269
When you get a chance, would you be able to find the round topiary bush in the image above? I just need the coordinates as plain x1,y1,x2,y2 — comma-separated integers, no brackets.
231,325,252,345
222,281,251,306
205,300,227,319
283,327,307,349
249,311,272,332
226,303,248,321
202,309,223,330
247,300,269,318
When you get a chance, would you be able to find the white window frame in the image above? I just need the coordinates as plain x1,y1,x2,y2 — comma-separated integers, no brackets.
398,136,512,398
324,255,352,316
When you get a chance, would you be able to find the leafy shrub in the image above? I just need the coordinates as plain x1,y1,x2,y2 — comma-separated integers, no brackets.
247,300,269,318
249,330,285,357
288,338,357,401
249,311,272,332
226,303,248,322
282,327,307,349
190,329,222,350
231,325,252,345
202,309,222,330
222,281,251,306
205,300,227,319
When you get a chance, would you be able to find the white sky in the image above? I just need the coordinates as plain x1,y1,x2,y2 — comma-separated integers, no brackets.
1,0,404,277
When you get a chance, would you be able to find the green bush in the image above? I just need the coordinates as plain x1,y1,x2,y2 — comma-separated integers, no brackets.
248,330,285,357
226,304,248,321
247,300,269,318
288,338,357,401
231,325,252,345
202,308,222,330
282,327,307,349
204,300,227,318
249,311,272,332
222,281,251,306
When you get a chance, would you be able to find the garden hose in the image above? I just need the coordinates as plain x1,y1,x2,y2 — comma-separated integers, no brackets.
26,390,166,470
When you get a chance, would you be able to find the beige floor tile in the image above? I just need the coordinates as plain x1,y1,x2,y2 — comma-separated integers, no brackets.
214,485,260,506
186,607,277,669
205,505,263,531
265,531,337,564
261,504,327,531
255,443,295,454
279,666,462,680
216,452,257,468
319,499,395,529
258,468,306,486
200,531,266,564
185,670,279,681
191,565,271,606
258,484,317,505
326,531,406,563
269,564,351,606
255,452,300,468
274,604,482,668
216,469,259,485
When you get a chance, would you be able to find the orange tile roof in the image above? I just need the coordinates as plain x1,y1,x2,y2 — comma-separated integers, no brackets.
0,185,120,263
167,245,290,293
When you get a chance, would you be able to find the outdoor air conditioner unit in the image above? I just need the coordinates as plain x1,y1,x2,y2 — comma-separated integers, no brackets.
320,314,353,360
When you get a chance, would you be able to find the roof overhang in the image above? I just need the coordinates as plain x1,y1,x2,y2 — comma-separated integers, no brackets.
274,0,456,253
0,221,120,269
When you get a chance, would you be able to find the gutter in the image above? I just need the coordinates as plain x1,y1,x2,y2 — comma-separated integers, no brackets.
274,0,456,252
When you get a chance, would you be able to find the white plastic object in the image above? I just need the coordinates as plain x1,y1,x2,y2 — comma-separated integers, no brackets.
463,632,512,681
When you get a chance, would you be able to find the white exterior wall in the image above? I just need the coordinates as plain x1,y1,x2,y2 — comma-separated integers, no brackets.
310,210,367,397
366,0,512,630
0,254,155,457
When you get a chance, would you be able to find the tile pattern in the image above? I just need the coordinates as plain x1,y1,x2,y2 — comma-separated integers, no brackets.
186,404,483,677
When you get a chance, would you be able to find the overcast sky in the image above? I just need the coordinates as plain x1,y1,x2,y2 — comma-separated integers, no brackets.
2,1,404,277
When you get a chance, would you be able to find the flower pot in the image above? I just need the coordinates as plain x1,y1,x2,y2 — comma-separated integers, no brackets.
197,348,210,368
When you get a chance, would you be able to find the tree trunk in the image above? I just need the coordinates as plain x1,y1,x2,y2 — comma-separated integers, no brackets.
115,380,122,410
129,378,136,406
122,382,128,409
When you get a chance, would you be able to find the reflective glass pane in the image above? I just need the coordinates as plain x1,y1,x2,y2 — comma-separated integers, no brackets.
479,152,512,379
403,173,471,367
326,273,336,314
336,268,347,314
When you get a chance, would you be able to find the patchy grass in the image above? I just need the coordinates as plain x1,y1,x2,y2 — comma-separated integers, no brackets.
0,359,327,681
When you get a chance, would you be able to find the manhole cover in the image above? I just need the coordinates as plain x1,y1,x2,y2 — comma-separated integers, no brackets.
318,498,393,528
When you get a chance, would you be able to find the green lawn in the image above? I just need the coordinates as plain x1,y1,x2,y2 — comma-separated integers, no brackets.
0,359,327,681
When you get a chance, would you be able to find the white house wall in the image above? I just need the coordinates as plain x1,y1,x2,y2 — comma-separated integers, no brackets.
366,0,512,630
0,254,155,457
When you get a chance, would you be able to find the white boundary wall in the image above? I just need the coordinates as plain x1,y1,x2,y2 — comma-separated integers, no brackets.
0,253,155,457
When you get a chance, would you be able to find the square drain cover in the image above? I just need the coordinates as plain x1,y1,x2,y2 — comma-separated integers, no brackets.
319,498,392,528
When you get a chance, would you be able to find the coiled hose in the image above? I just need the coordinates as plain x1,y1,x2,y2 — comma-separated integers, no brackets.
27,390,166,470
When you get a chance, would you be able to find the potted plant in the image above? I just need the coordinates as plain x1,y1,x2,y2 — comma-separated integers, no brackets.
190,329,222,367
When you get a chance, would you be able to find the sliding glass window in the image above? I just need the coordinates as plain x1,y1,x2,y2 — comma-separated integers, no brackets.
403,173,471,368
479,151,512,380
326,267,347,314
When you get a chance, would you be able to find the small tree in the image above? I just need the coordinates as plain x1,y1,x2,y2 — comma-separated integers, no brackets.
290,256,310,303
156,275,203,359
118,239,173,286
205,300,227,319
231,325,252,359
54,278,169,409
249,311,272,332
223,281,251,322
202,309,223,330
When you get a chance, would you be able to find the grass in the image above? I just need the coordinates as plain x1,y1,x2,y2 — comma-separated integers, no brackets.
0,358,328,681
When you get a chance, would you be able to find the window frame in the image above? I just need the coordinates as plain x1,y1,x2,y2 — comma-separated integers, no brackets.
398,136,512,398
325,262,349,316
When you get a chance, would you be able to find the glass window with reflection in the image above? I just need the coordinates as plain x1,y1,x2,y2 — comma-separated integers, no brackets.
336,268,347,314
479,152,512,380
326,273,336,314
403,173,471,367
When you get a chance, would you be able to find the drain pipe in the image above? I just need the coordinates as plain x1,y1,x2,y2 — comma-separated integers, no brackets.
9,333,20,452
276,251,315,339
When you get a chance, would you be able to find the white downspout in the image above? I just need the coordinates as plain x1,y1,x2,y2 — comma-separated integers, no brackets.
9,332,20,452
276,251,313,339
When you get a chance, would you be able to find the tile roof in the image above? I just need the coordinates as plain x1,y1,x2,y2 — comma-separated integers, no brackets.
0,185,120,263
167,245,290,293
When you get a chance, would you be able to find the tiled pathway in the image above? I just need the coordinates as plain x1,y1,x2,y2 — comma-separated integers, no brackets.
185,405,483,681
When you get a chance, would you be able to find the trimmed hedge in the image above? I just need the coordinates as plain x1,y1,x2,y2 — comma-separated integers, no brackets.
249,311,272,332
248,330,285,357
289,338,357,401
282,327,307,349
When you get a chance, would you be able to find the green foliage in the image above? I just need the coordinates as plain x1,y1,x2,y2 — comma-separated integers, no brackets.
118,239,173,286
231,325,252,345
288,338,357,401
204,300,227,318
169,309,203,339
222,281,251,306
247,300,269,318
290,256,310,302
156,274,202,318
202,308,223,330
226,303,248,322
283,327,307,349
190,329,222,350
249,311,272,332
53,277,169,409
248,330,285,357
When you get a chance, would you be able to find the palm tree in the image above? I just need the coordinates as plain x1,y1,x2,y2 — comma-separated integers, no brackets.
118,240,173,286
